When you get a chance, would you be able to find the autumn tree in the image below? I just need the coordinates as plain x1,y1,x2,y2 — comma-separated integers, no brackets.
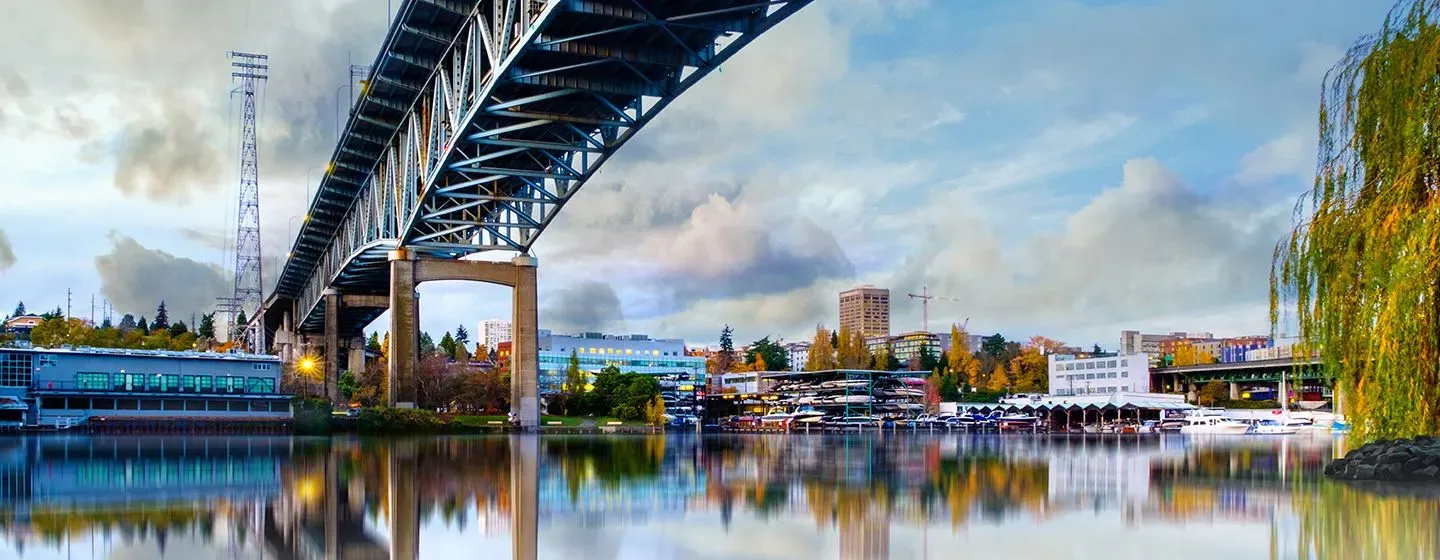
1198,380,1228,407
987,364,1010,393
806,324,837,371
836,325,871,369
949,325,983,388
1008,346,1050,393
476,343,490,363
645,395,668,426
1172,341,1214,367
923,374,942,413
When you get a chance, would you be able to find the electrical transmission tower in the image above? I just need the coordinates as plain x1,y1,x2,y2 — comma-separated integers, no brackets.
226,51,268,352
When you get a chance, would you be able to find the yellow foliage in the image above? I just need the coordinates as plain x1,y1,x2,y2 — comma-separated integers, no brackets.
988,364,1009,392
806,324,837,371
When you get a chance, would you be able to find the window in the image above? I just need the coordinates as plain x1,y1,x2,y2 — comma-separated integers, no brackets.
163,374,180,392
0,352,34,388
1085,373,1094,380
198,376,214,392
1108,360,1117,368
1121,359,1128,367
245,377,274,394
1121,371,1129,378
252,363,273,371
1086,362,1095,369
1108,372,1117,379
76,373,109,390
182,376,197,392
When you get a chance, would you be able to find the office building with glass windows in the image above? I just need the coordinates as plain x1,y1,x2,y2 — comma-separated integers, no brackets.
501,330,704,393
0,346,291,428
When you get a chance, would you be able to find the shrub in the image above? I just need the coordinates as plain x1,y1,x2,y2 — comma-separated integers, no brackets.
357,407,445,433
292,397,333,434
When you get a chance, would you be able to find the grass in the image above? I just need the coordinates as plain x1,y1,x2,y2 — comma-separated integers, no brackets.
596,416,649,426
452,415,585,427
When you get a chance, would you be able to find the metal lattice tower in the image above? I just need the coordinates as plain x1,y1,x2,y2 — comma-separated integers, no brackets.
227,51,268,351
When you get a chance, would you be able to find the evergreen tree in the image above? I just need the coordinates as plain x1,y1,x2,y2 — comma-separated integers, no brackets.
717,325,736,374
883,344,902,371
418,332,437,357
982,334,1007,358
40,307,63,320
197,313,215,339
168,321,188,337
1092,343,1103,355
455,325,469,346
11,301,24,317
367,332,382,352
564,350,587,394
440,331,458,359
137,316,150,335
153,301,170,331
100,316,113,329
118,314,137,333
831,330,838,347
235,310,247,326
744,337,788,371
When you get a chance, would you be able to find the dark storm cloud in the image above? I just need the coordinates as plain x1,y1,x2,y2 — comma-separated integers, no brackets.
0,228,15,272
542,281,625,334
95,232,230,321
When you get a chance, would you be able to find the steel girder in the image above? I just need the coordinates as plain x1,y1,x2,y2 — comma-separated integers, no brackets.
275,0,814,333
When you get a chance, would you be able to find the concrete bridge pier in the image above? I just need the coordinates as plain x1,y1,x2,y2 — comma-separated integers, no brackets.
386,248,540,428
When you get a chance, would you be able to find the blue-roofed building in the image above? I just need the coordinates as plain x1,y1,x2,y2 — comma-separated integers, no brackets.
0,346,291,429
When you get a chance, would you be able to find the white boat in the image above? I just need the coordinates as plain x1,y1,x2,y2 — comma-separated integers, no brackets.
1248,419,1298,435
1179,412,1251,435
759,407,792,424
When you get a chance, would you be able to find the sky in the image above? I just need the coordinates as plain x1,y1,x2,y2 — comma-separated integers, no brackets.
0,0,1399,350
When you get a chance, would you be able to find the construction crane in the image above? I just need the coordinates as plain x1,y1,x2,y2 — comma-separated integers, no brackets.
907,286,967,333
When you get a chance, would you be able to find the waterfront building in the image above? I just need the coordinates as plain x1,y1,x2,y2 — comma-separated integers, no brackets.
476,318,512,351
1049,353,1150,396
497,330,705,395
783,342,810,371
0,346,290,427
839,286,890,339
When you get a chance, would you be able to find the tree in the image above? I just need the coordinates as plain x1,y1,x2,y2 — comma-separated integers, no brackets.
563,350,587,394
118,314,136,333
1008,346,1049,393
987,364,1010,393
455,325,469,347
338,370,358,402
137,316,149,335
152,301,170,331
717,325,736,374
1271,0,1440,442
1172,342,1214,367
1091,343,1103,355
923,374,942,413
753,353,768,372
419,331,437,357
882,344,902,371
197,313,215,339
168,321,188,337
805,324,837,371
645,395,667,426
234,310,246,327
439,331,458,359
39,307,62,320
948,325,983,388
938,374,961,401
916,343,940,372
836,325,871,369
981,334,1007,359
381,332,391,363
367,332,382,352
415,354,450,409
1198,380,1228,407
11,301,24,317
476,343,490,363
744,337,787,371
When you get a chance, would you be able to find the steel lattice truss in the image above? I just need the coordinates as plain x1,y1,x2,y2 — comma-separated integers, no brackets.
228,51,268,351
269,0,812,334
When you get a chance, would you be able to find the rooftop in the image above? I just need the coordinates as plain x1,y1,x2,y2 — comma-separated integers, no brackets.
5,346,281,362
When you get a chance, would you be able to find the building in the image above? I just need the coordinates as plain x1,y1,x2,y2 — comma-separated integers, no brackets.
783,342,810,371
839,286,890,339
497,330,706,395
476,319,512,351
1119,331,1215,365
0,346,291,428
1049,353,1150,396
1219,336,1272,363
3,315,43,347
865,331,943,365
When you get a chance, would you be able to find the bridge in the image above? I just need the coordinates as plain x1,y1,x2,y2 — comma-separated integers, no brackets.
1150,357,1328,400
259,0,813,427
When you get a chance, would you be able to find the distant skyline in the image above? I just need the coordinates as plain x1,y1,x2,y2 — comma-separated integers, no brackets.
0,0,1394,349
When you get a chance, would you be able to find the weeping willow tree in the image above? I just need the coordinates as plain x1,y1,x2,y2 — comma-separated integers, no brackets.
1272,0,1440,442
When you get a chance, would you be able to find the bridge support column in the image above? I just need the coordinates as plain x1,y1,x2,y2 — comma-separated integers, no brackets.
324,289,341,403
1229,382,1239,400
389,249,419,408
511,255,540,430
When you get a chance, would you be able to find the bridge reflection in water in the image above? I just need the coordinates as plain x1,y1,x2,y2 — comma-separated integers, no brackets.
1,434,1438,559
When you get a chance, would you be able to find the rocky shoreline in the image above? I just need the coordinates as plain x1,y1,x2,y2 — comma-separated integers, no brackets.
1325,436,1440,482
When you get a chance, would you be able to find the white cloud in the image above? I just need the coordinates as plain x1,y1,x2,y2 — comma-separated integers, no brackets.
1235,128,1315,186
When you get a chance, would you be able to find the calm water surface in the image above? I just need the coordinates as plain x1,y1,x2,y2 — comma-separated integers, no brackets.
1,433,1437,559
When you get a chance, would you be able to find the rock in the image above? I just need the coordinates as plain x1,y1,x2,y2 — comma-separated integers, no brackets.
1416,465,1440,480
1327,437,1440,483
1324,459,1346,476
1354,463,1376,479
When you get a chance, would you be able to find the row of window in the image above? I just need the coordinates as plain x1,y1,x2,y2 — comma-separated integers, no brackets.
553,347,683,357
70,373,275,394
41,397,289,413
1060,371,1129,381
1056,359,1129,371
1054,386,1133,396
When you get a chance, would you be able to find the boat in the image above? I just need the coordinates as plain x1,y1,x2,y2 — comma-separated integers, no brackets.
759,407,793,424
1179,412,1251,435
1248,419,1299,435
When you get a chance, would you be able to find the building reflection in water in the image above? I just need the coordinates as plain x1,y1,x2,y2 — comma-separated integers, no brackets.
1,434,1439,559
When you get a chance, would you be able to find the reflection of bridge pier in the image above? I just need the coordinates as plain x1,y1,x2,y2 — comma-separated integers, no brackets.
512,435,538,560
390,439,420,560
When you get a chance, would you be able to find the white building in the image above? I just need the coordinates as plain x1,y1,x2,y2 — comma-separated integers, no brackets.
783,342,810,371
477,319,512,350
1049,353,1150,396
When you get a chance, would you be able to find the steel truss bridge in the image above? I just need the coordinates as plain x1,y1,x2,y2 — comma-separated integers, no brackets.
262,0,813,338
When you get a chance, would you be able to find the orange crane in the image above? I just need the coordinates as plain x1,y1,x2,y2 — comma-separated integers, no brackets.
907,286,967,333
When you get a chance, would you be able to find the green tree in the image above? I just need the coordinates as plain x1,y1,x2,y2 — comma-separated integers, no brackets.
455,325,469,347
418,331,437,357
744,336,788,371
367,332,382,352
981,334,1007,359
882,343,902,371
197,313,215,339
563,350,587,394
917,344,940,371
137,316,149,335
338,370,358,401
152,301,169,331
1198,380,1228,407
118,314,136,333
938,374,961,401
11,301,24,317
234,310,246,327
168,320,188,337
439,331,458,359
717,325,736,374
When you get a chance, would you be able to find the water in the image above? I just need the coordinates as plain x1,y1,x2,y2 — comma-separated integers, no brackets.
1,433,1437,560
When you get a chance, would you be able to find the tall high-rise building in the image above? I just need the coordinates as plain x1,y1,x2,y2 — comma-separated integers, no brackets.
839,286,890,339
477,319,512,351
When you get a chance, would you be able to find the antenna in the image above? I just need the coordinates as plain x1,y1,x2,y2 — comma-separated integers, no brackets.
223,50,268,353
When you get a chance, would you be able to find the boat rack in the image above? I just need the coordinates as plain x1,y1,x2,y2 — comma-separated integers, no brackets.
764,369,926,418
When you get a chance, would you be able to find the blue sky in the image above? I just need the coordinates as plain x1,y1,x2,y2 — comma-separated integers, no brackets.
0,0,1396,349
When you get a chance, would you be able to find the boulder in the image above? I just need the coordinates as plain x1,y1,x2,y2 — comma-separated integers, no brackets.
1327,437,1440,482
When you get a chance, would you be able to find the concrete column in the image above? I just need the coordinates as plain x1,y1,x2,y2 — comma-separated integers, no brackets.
1229,382,1239,400
511,255,540,429
347,336,366,378
388,441,419,560
324,289,341,403
389,248,418,408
